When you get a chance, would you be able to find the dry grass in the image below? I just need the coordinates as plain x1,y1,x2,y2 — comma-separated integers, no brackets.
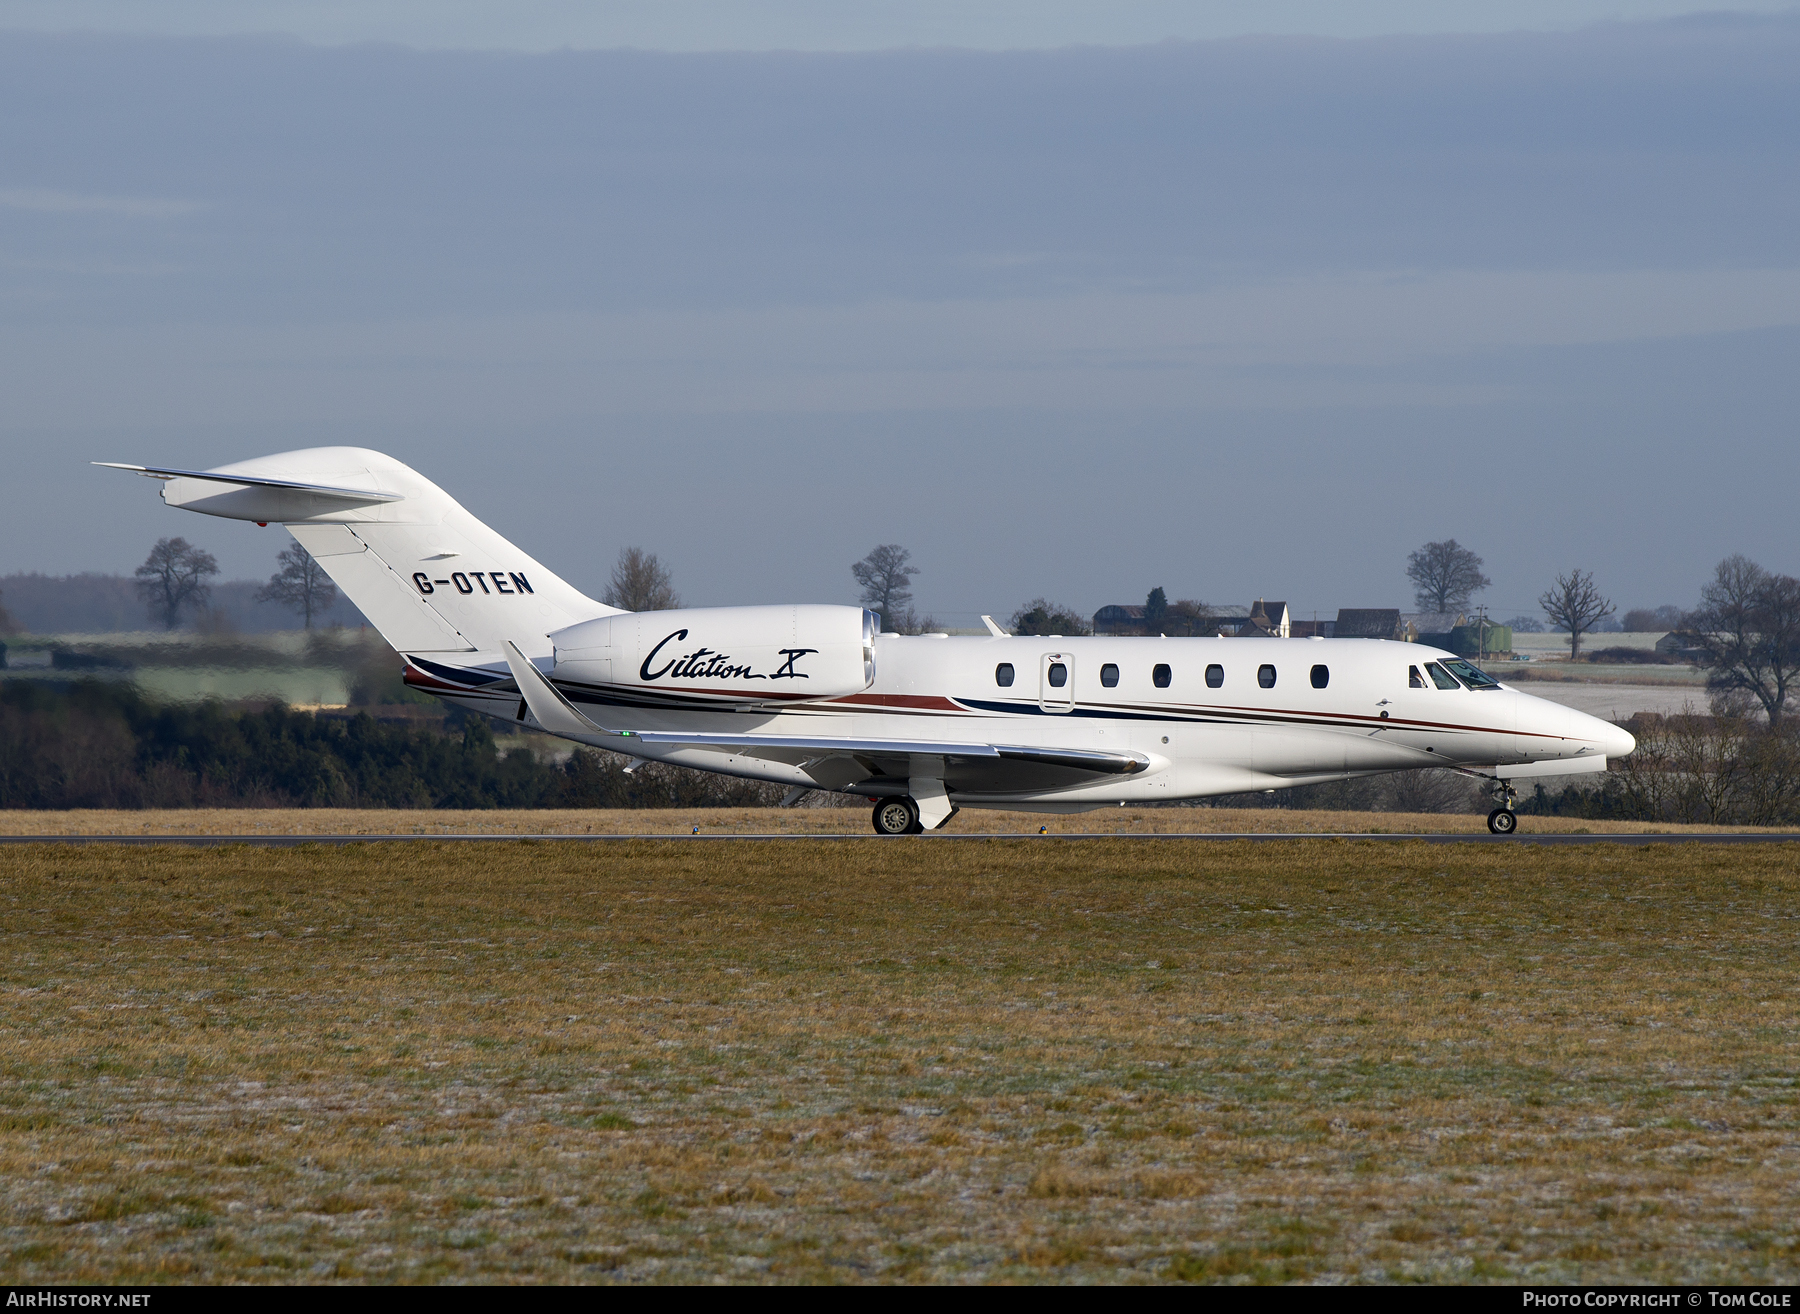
3,838,1799,1284
0,806,1784,837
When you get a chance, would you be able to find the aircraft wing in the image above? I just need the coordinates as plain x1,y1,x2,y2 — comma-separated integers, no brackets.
500,642,1148,782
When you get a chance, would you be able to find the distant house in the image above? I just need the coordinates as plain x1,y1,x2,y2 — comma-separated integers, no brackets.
1654,632,1706,661
1335,608,1403,640
1093,604,1146,635
1290,619,1335,638
1402,612,1466,643
1215,600,1289,638
1248,600,1291,638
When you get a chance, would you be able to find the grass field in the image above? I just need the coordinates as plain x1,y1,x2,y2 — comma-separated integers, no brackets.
3,838,1798,1284
0,806,1783,837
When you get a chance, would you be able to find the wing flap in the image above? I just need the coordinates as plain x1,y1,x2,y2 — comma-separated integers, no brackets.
626,732,1148,776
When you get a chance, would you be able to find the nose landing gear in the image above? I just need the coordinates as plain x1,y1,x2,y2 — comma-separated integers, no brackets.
1486,780,1519,835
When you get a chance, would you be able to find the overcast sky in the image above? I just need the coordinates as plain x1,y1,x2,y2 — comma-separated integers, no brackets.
12,1,1800,50
3,9,1798,625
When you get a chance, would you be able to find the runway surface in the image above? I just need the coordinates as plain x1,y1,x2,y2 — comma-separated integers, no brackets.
4,832,1798,846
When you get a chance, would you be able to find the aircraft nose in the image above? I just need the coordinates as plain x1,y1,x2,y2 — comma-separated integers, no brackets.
1602,721,1637,760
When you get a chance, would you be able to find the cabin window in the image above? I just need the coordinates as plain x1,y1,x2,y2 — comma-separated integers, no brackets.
1047,662,1068,688
1425,661,1460,690
1440,657,1501,690
1310,664,1329,689
1152,663,1172,688
1205,663,1224,688
1100,663,1120,688
995,663,1015,687
1258,664,1277,689
1409,665,1425,689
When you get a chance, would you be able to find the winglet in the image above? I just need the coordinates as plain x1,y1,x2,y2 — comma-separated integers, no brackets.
981,615,1009,637
502,642,612,739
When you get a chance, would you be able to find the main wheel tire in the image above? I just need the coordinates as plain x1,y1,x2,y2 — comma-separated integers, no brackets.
872,797,921,835
1487,808,1518,835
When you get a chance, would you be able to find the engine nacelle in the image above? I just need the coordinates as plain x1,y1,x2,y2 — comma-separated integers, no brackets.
548,605,877,704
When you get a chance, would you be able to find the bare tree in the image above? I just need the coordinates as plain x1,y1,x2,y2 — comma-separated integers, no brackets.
1164,599,1220,637
1406,539,1491,613
852,545,918,626
1538,568,1615,659
1389,767,1481,814
603,547,680,612
1684,554,1800,728
254,542,339,629
134,537,219,630
1613,704,1800,825
1009,599,1092,636
1622,605,1685,632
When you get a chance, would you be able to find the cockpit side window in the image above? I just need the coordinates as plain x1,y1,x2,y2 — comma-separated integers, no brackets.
1409,665,1426,689
1424,662,1460,690
1440,657,1501,690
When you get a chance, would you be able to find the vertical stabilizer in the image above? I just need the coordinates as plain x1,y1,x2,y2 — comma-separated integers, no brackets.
100,448,617,659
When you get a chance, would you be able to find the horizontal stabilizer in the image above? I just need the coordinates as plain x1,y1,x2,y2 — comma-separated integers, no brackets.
93,462,402,505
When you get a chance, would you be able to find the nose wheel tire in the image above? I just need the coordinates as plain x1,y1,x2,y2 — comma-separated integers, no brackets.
1487,808,1518,835
872,797,923,835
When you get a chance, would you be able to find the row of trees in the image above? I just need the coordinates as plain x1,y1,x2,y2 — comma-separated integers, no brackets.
0,679,791,810
1525,708,1800,827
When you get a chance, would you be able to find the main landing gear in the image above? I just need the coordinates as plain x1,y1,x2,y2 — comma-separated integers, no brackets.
1486,780,1520,835
872,797,924,835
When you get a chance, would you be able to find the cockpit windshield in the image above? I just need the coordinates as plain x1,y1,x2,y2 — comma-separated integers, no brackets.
1424,662,1460,690
1439,657,1502,690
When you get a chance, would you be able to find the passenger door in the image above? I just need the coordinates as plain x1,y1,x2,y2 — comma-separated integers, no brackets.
1040,653,1074,713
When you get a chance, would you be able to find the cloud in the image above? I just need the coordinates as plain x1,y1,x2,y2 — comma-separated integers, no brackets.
4,0,1799,53
0,187,202,219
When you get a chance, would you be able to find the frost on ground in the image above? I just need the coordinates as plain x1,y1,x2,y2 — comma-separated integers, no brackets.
1,838,1797,1284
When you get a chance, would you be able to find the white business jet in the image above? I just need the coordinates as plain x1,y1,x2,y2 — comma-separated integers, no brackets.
101,448,1633,835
